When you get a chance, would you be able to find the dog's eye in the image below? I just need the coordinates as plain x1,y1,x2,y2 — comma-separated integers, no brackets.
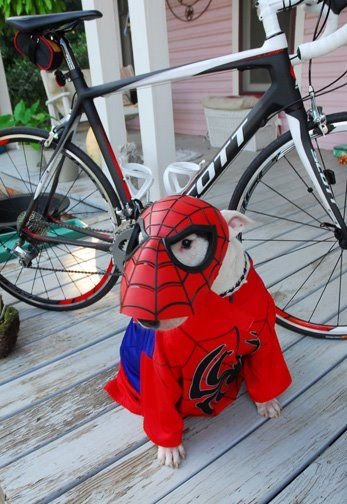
169,233,210,268
182,239,192,249
165,225,217,271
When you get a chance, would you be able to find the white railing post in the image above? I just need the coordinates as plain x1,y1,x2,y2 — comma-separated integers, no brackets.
82,0,127,172
128,0,176,199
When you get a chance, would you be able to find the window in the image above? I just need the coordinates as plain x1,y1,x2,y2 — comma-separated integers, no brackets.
240,3,296,93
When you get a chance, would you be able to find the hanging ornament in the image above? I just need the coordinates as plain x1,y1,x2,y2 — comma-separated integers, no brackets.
166,0,212,22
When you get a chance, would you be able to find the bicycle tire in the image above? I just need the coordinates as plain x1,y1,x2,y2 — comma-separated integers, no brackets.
229,112,347,339
0,127,121,310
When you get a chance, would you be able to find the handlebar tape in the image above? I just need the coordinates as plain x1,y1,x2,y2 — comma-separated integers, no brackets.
297,22,347,59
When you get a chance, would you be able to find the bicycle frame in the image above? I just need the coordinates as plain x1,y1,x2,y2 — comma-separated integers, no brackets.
20,3,347,252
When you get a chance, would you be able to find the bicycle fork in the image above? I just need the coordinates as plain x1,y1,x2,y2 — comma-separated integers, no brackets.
285,99,347,248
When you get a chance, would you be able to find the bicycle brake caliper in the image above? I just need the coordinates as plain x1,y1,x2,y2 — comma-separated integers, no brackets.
308,86,328,135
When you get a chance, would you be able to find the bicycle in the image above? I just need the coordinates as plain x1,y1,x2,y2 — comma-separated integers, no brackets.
0,0,347,340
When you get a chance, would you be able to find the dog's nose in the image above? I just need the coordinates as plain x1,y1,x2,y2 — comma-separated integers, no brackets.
138,319,160,329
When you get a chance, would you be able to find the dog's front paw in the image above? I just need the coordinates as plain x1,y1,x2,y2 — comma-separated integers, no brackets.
157,444,186,468
255,398,281,418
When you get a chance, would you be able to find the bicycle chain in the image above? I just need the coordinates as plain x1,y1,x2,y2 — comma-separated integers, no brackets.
10,217,132,276
26,264,118,276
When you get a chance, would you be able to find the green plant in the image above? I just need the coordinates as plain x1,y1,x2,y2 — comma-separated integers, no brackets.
0,99,50,150
0,113,13,129
5,58,46,106
6,99,49,128
0,0,65,25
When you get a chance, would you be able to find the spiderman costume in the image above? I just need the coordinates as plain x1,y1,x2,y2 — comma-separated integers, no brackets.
105,195,291,448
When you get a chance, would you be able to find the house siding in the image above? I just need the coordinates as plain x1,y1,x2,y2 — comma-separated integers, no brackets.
164,2,346,148
166,0,234,136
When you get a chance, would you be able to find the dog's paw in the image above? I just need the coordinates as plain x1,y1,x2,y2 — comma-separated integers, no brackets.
157,444,186,468
255,398,281,418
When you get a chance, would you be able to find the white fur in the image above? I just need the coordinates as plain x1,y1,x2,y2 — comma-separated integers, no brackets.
155,210,281,468
211,210,251,295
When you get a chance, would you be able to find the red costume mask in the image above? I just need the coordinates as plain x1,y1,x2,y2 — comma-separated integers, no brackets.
120,195,229,321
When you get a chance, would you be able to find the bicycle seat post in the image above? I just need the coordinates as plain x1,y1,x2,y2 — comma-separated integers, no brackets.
58,35,88,92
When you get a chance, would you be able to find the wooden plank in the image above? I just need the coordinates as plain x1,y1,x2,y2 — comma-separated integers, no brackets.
157,360,346,504
270,430,347,504
0,307,127,385
12,334,339,504
0,406,146,504
0,332,123,420
0,283,120,347
0,329,295,468
0,368,115,469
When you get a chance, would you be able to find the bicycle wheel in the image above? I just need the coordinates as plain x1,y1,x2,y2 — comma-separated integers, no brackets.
0,127,121,310
229,112,347,339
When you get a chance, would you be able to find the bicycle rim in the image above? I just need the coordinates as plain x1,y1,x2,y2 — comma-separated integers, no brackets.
0,127,120,310
229,113,347,338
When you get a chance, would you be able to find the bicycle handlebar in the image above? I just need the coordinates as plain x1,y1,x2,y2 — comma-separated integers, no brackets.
297,21,347,60
281,0,347,62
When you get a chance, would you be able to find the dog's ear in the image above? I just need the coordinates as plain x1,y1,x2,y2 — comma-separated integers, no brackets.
221,210,254,237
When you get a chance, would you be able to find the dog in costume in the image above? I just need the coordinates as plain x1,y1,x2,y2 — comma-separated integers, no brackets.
105,195,291,468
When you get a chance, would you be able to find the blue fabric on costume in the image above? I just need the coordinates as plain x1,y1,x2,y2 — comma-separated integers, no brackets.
119,319,155,393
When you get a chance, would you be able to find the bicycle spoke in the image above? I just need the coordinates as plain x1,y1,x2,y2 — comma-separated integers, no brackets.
266,244,339,288
246,208,323,230
283,153,330,219
0,130,119,309
231,114,347,335
282,242,337,310
253,237,335,268
259,180,322,224
308,250,342,322
3,150,32,193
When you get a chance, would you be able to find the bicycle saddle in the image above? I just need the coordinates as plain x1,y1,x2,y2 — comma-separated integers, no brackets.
6,10,102,33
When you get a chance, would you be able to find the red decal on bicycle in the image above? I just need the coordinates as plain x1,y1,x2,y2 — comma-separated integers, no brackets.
276,308,334,332
102,131,132,201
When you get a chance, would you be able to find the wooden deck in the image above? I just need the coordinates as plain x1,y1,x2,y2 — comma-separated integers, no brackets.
0,147,346,504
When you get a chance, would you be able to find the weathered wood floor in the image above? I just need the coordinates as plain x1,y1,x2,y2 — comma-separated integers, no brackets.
0,146,346,503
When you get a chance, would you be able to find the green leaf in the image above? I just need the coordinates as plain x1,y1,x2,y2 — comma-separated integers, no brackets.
25,0,33,13
13,99,26,122
16,1,23,16
0,114,15,128
31,99,40,114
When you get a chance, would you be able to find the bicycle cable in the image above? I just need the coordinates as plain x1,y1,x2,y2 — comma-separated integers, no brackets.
266,75,347,123
309,0,332,86
266,1,346,123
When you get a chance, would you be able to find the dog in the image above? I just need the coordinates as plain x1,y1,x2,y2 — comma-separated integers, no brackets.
105,195,291,468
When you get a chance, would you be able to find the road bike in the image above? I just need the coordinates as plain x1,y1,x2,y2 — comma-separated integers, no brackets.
0,0,347,339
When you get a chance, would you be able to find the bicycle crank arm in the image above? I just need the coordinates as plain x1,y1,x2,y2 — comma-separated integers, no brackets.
111,225,134,273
